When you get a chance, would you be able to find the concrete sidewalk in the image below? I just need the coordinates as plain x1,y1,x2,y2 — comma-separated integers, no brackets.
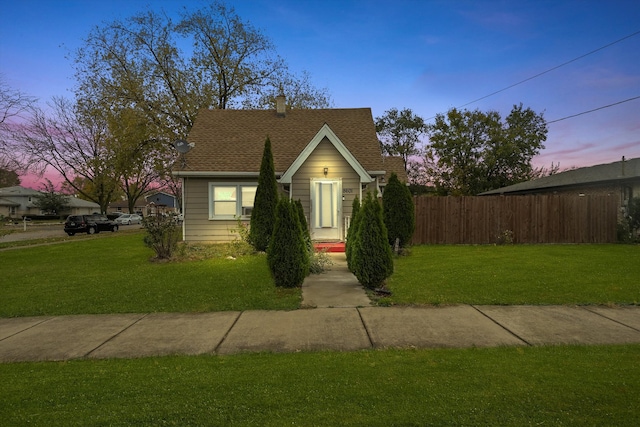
2,253,639,362
1,305,639,363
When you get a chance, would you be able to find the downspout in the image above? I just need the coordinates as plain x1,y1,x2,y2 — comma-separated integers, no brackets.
182,177,186,242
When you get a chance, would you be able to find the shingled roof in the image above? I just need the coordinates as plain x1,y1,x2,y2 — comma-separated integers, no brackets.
176,108,384,175
481,157,640,195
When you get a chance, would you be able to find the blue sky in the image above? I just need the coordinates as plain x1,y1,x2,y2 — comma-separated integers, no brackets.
1,0,639,186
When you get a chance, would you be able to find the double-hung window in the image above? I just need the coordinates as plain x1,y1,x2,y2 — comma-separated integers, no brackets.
209,183,257,219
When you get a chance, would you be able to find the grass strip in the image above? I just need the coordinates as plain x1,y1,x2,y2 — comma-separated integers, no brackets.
1,345,639,426
0,233,299,316
385,244,640,305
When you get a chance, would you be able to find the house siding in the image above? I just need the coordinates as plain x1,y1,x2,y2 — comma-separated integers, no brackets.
291,138,361,239
183,177,259,242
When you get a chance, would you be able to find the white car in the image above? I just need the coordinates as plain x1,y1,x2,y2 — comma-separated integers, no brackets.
115,214,142,225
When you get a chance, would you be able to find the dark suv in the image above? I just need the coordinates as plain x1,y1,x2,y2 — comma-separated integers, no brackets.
64,214,119,236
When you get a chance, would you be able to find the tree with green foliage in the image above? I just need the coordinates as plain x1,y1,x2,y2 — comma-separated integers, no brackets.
250,137,278,251
426,104,547,195
345,195,360,271
73,2,331,143
375,108,426,170
383,173,415,249
351,192,394,288
267,198,309,287
32,179,69,215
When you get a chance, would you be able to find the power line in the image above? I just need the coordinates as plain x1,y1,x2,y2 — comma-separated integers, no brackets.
457,29,640,109
425,29,640,121
547,95,640,124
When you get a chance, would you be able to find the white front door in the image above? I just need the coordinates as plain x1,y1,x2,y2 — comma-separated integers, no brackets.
310,178,342,240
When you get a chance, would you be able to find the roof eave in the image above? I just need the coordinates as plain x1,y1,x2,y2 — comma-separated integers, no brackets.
172,171,283,178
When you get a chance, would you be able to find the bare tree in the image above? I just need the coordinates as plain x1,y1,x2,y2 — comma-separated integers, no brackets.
0,75,36,173
13,97,120,213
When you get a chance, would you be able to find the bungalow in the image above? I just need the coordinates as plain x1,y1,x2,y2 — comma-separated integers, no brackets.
173,97,406,243
0,185,100,218
480,156,640,213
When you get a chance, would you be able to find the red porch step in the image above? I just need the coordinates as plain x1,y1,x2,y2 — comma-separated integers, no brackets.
313,242,345,253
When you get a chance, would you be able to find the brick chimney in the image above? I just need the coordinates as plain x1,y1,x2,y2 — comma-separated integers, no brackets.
276,94,286,116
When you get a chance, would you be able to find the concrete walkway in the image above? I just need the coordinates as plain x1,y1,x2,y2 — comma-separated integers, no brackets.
1,253,639,363
301,253,371,308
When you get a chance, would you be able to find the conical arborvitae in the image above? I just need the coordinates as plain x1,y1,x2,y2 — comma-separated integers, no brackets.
267,198,309,287
295,199,311,246
345,195,360,271
382,172,415,248
351,192,394,288
250,137,278,251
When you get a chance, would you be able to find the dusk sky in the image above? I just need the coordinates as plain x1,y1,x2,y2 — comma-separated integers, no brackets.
1,0,639,188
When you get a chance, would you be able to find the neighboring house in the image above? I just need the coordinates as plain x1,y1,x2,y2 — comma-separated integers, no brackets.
480,156,640,211
0,186,43,218
145,191,178,215
110,198,147,215
0,196,20,218
0,186,100,217
64,196,101,216
173,97,406,242
109,192,178,215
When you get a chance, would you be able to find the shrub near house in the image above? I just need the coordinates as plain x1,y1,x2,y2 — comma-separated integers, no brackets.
350,192,394,289
383,172,415,249
267,198,309,287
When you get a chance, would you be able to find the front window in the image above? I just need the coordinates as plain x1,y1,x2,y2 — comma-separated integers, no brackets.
209,183,257,219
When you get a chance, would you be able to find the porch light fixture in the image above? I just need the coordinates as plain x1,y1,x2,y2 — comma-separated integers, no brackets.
323,167,328,176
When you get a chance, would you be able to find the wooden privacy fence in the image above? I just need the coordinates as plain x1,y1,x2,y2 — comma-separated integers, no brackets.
412,195,619,244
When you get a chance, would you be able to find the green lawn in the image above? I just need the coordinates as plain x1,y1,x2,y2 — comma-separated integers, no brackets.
2,345,639,426
2,238,640,425
2,236,639,316
385,244,640,305
0,233,299,317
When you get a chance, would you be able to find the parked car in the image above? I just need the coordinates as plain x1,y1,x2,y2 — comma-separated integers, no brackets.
115,213,143,225
64,214,119,236
107,212,124,220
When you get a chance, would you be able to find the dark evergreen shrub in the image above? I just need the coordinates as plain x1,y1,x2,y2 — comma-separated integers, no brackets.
294,199,311,243
294,199,333,274
351,192,394,288
345,195,360,271
250,137,279,251
267,198,309,287
295,199,314,274
383,172,415,248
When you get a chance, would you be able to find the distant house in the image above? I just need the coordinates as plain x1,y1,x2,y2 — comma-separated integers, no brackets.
109,198,147,215
109,191,178,215
172,96,406,243
64,196,101,216
0,186,41,218
0,186,100,218
145,191,178,215
480,157,640,211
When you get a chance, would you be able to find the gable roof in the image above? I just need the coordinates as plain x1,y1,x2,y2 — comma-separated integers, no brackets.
481,157,640,195
175,108,384,176
280,123,373,183
0,186,42,197
0,197,20,207
64,196,100,209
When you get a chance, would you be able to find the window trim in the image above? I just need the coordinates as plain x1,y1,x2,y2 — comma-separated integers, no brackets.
208,182,257,220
